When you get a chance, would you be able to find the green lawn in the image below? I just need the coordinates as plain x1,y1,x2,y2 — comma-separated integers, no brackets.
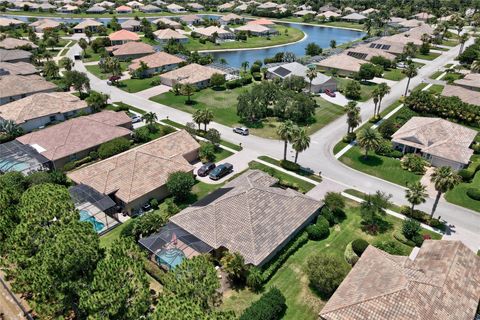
221,201,441,318
118,76,161,93
249,161,315,193
445,156,480,213
429,70,445,80
335,77,378,102
383,68,406,81
442,39,458,47
82,47,104,62
432,46,449,51
99,219,134,248
339,146,422,187
415,52,441,61
427,84,444,94
85,62,128,80
317,21,364,30
184,25,304,51
257,155,323,183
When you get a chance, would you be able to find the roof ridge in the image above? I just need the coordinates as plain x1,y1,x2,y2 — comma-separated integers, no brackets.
126,148,140,202
50,118,74,162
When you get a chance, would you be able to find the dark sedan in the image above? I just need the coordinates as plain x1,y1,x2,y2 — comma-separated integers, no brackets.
198,162,216,177
209,163,233,180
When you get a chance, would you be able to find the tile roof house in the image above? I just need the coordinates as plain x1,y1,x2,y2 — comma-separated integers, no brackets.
17,111,132,169
218,1,235,11
108,29,140,45
361,8,378,15
68,130,200,213
129,51,185,76
166,3,186,13
57,4,78,13
345,44,396,61
29,19,61,32
267,62,337,93
412,12,435,21
152,17,182,29
86,5,107,13
120,19,141,32
179,14,202,25
0,74,57,105
107,42,155,61
341,12,367,22
320,241,480,320
115,5,133,13
315,53,366,76
247,18,275,26
391,116,477,170
193,26,235,41
453,73,480,91
0,61,37,75
169,169,322,266
0,17,24,27
0,49,32,63
0,92,90,132
316,10,341,19
234,23,277,36
442,84,480,106
73,19,103,33
160,63,225,88
364,39,405,55
219,13,244,25
0,38,38,50
140,4,161,12
187,2,204,11
294,9,317,17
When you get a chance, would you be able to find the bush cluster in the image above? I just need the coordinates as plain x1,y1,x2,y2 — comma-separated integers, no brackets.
401,154,428,174
344,242,359,265
373,240,405,255
342,132,356,143
225,75,253,89
279,159,300,172
98,137,131,159
305,253,350,298
375,140,403,158
458,161,480,182
239,288,286,320
400,206,444,230
467,188,480,201
306,216,330,241
351,239,369,256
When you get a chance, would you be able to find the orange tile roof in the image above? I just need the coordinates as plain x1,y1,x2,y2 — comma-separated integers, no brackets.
108,29,140,41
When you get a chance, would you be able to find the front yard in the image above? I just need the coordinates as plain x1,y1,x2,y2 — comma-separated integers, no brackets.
415,52,441,61
118,76,162,93
335,77,378,102
383,68,406,81
445,155,480,213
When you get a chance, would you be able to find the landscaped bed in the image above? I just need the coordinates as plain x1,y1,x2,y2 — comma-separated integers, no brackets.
445,156,480,213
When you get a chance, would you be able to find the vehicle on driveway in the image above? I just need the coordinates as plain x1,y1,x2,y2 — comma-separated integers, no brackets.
107,75,121,85
131,114,142,124
324,89,336,97
197,162,216,177
233,127,249,136
209,163,233,180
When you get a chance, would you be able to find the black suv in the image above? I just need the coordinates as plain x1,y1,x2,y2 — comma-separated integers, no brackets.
197,162,216,177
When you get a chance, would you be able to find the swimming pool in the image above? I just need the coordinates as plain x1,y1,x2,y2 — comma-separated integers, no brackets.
79,209,105,233
0,159,30,172
156,248,186,269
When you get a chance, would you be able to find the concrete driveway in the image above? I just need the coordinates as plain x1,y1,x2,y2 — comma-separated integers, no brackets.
319,92,348,106
135,85,171,99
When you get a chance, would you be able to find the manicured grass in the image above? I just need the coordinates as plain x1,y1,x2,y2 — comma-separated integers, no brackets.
442,39,458,47
213,147,234,162
445,156,480,213
428,84,444,94
183,25,304,51
85,61,128,80
118,76,161,93
415,52,441,61
383,68,406,81
82,47,104,62
413,83,428,92
339,146,422,187
429,70,444,80
249,161,315,193
335,77,378,102
257,155,323,183
221,201,440,318
99,219,134,248
317,21,364,30
432,46,449,51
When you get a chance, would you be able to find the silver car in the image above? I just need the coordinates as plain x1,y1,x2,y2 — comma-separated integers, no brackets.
233,127,249,136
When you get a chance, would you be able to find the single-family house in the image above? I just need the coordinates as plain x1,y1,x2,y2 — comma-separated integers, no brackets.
412,12,435,21
179,14,202,25
219,13,244,25
166,3,186,13
0,17,24,28
361,8,378,15
140,4,161,12
29,19,61,32
108,42,155,61
73,19,103,33
315,53,366,76
160,63,225,88
57,5,78,13
152,17,182,29
129,51,185,76
234,24,278,36
126,1,143,8
365,39,405,55
0,49,32,63
316,10,341,20
115,5,133,13
294,10,317,17
86,5,107,13
154,28,188,44
234,3,249,12
320,241,480,320
392,116,477,170
267,62,337,93
453,73,480,91
318,4,339,12
218,1,235,11
68,130,200,214
345,44,396,61
398,19,425,28
0,74,57,105
342,6,356,13
247,18,275,26
97,1,115,7
120,19,142,32
16,111,132,169
0,38,38,50
341,12,367,22
257,1,278,10
0,61,37,76
187,2,204,11
140,170,321,269
441,84,480,106
0,92,90,132
108,29,140,45
193,26,235,42
39,3,57,10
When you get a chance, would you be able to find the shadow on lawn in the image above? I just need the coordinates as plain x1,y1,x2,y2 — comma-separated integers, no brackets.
357,155,384,167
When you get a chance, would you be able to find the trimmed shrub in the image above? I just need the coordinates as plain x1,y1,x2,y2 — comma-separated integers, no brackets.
321,207,335,226
280,159,300,172
199,142,216,163
166,171,195,201
458,169,475,182
467,188,480,201
394,231,416,247
133,126,151,143
149,198,159,209
252,72,262,81
401,154,428,174
402,218,421,240
246,267,264,292
344,242,359,265
351,239,369,256
98,137,131,159
412,234,425,247
305,253,350,298
342,132,356,143
306,222,329,240
239,287,286,320
375,140,403,158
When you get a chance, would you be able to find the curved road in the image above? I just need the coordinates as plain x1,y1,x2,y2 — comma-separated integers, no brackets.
69,38,480,250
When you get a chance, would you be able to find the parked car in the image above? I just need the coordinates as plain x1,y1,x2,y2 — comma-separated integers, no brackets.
209,163,233,180
107,75,121,85
142,203,152,212
324,89,336,97
233,127,249,136
197,162,216,177
131,114,142,123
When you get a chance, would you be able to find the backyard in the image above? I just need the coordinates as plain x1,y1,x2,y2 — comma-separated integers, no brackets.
445,155,480,213
221,200,441,319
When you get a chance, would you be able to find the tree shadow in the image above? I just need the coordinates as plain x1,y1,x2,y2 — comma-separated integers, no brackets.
185,100,198,106
240,120,264,129
360,218,393,235
212,86,226,92
357,155,383,167
308,283,333,301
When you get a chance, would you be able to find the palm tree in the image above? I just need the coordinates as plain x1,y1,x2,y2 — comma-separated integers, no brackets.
181,83,195,104
357,127,382,158
372,93,379,118
201,108,213,131
403,42,417,59
402,62,418,97
376,83,390,117
0,120,23,139
276,120,295,160
364,18,373,35
241,61,249,73
471,60,480,73
292,127,310,163
143,111,157,127
345,101,361,134
306,68,317,92
405,182,427,213
430,166,461,218
192,109,203,131
330,39,336,48
458,33,469,55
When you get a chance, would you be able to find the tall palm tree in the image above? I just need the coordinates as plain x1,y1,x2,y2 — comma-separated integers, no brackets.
405,182,427,213
402,62,418,97
430,166,461,218
0,120,23,139
292,127,310,163
276,120,295,160
241,61,249,73
306,68,317,92
403,42,417,59
372,93,379,118
458,33,469,55
376,83,390,117
356,127,382,158
364,18,373,35
192,109,203,131
143,111,157,127
471,60,480,73
345,101,361,134
201,108,213,131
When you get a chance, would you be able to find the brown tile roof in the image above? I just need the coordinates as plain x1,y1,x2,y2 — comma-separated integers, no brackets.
152,17,182,28
108,29,140,42
28,19,61,30
320,241,480,320
316,53,367,73
0,49,32,62
0,38,38,50
67,130,199,204
153,28,188,40
391,116,477,165
0,92,87,124
109,42,155,57
442,84,480,106
16,111,132,162
0,75,57,99
454,73,480,90
235,24,271,33
220,13,243,21
247,18,275,25
346,45,396,61
0,17,24,27
170,170,322,266
129,51,185,71
115,5,132,11
73,19,103,30
160,63,224,85
194,26,233,37
0,61,37,75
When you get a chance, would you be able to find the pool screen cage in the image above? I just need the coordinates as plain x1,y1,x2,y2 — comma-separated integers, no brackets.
0,140,50,174
139,222,213,269
69,184,120,234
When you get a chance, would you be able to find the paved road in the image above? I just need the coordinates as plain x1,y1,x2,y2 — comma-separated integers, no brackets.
69,39,480,249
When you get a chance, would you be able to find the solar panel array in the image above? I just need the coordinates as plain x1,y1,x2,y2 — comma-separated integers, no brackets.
347,51,368,60
369,43,391,50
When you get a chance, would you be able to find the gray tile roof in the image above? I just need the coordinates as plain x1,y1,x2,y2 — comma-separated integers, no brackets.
170,170,322,266
268,62,333,85
0,49,32,62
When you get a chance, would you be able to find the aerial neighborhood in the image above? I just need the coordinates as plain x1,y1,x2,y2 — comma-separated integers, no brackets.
0,0,480,319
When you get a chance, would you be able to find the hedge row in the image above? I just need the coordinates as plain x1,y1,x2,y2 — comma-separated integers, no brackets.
458,161,480,182
239,287,286,320
400,206,445,230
